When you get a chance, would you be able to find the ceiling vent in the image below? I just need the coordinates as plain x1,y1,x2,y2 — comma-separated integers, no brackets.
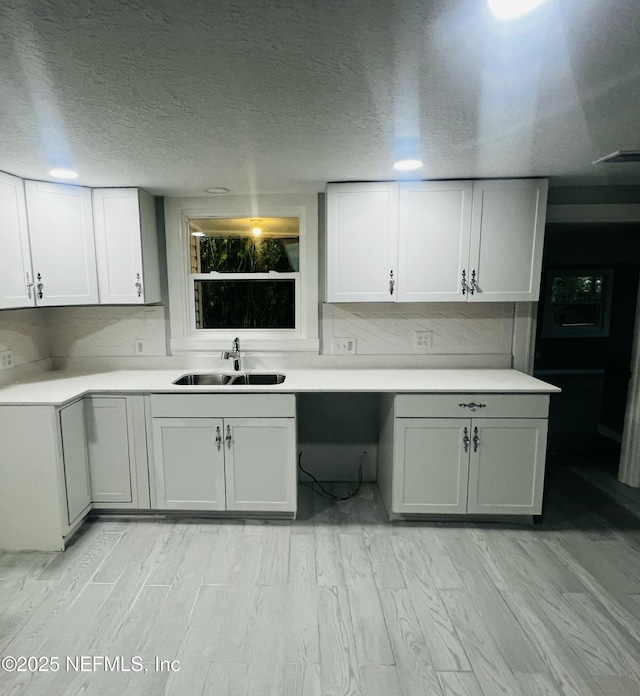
593,150,640,164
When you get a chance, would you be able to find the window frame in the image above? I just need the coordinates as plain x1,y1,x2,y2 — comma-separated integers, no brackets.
164,195,319,353
541,267,614,339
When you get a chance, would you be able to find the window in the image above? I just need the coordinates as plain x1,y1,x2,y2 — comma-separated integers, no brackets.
189,217,299,330
541,268,613,338
164,193,319,353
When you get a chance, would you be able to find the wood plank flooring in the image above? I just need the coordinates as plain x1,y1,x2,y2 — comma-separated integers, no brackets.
1,466,640,696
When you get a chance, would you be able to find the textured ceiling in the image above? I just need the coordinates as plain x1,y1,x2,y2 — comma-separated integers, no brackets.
1,0,639,196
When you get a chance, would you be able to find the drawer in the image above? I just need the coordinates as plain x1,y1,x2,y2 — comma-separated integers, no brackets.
394,393,549,419
150,393,296,418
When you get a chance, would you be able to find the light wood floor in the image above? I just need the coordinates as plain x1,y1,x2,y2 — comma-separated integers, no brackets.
1,466,640,696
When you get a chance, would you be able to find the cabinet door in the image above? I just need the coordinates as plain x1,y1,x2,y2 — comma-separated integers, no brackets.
466,418,548,515
224,418,296,512
0,172,35,308
84,397,133,504
326,182,398,302
25,181,99,305
397,181,472,302
92,188,161,304
468,179,548,302
393,418,469,514
59,400,91,525
152,418,226,510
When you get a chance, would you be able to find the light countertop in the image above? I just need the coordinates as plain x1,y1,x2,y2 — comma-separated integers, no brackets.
0,367,561,406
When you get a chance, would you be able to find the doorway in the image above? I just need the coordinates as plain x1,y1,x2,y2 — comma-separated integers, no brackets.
533,223,640,478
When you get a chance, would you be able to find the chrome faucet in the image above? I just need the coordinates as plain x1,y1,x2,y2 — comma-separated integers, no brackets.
221,337,241,372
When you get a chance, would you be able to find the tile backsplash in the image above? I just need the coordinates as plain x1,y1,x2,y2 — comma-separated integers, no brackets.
47,306,167,357
0,305,167,367
0,308,50,367
322,302,514,357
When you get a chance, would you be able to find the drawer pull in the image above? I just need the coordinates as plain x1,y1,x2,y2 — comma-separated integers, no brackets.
463,427,470,453
458,402,487,412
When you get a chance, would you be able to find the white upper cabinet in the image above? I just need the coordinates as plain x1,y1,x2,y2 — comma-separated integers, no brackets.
326,182,398,302
325,178,548,303
468,179,548,302
92,188,161,304
24,181,99,306
0,171,35,308
397,180,473,302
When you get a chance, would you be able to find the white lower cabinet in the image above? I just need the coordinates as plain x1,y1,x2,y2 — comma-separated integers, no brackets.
466,418,548,514
59,400,92,526
84,395,150,509
149,394,297,514
379,393,550,518
394,418,470,514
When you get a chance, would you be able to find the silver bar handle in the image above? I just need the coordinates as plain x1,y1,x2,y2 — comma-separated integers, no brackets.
473,426,480,452
36,273,44,299
135,273,143,298
215,426,222,450
469,269,477,295
389,270,395,296
459,402,486,412
461,270,467,295
463,427,470,453
226,424,232,448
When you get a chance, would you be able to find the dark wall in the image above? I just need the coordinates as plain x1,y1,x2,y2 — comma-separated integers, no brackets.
535,222,640,432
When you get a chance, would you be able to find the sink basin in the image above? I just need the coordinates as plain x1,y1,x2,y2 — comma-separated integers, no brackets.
173,373,235,386
232,373,286,385
173,372,286,386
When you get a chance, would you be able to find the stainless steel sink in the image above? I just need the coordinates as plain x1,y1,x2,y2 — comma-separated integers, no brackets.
172,372,285,386
173,373,235,386
231,373,286,385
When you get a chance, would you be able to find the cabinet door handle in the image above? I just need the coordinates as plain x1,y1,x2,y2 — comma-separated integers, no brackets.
473,426,480,452
215,426,222,450
25,272,34,299
225,424,232,448
469,269,477,295
389,270,395,296
463,427,470,453
36,273,44,299
458,402,486,412
461,270,467,295
135,273,143,298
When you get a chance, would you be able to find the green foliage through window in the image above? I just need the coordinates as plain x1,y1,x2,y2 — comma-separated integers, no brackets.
199,237,298,273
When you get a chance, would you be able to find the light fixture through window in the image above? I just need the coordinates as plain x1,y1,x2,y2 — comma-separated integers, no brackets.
393,158,424,171
49,168,79,180
191,231,205,237
251,218,263,236
487,0,550,20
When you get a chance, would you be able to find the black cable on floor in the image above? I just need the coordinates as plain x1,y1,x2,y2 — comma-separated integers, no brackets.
298,450,364,500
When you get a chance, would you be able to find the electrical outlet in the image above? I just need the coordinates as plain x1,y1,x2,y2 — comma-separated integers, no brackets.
134,339,146,355
413,331,432,351
333,337,356,354
0,350,14,370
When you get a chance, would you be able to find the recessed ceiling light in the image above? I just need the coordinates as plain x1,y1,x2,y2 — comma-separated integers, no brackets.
592,150,640,164
393,159,424,171
205,187,231,194
49,168,79,180
487,0,549,20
